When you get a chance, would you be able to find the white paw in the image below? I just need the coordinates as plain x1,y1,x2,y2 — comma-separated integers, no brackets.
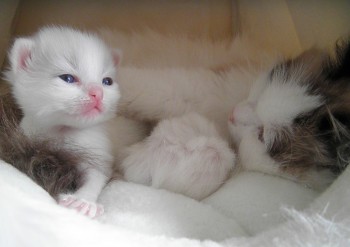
58,194,104,218
122,113,235,200
152,136,235,200
228,102,260,146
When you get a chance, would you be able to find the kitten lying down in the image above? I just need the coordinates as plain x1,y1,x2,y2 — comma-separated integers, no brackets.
4,27,147,218
119,40,350,196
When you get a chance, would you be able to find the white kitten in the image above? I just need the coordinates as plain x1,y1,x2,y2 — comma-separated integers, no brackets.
121,113,235,200
5,26,121,218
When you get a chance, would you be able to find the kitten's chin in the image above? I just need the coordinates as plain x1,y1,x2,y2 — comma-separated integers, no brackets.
71,106,104,120
82,108,102,118
62,111,113,128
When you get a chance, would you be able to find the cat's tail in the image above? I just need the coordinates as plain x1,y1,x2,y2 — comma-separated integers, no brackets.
0,94,84,199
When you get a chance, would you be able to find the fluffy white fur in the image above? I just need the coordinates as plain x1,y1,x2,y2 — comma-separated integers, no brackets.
117,67,254,139
5,27,123,217
113,67,254,199
121,113,235,200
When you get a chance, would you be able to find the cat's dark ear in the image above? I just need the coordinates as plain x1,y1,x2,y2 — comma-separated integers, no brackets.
269,48,326,82
291,48,327,74
112,49,122,67
325,39,350,80
9,38,35,72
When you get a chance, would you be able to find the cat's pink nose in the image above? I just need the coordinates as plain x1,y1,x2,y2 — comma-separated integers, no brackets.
88,86,103,101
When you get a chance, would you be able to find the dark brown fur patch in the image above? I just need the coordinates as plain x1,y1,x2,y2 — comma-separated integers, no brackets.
0,94,84,199
269,125,334,174
268,40,350,183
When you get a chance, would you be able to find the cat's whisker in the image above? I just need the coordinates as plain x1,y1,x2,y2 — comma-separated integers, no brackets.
284,129,349,139
326,107,350,141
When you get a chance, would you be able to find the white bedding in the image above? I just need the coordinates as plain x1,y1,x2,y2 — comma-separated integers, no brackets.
2,158,349,247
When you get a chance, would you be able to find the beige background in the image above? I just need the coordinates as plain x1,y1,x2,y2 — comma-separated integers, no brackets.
1,0,350,71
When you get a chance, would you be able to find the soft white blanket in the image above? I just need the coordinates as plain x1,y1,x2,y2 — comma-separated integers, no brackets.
1,158,349,247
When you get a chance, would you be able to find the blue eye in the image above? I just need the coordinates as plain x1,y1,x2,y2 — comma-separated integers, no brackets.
102,77,113,86
59,74,76,83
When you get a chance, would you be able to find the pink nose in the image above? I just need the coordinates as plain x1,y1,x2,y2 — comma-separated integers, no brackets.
88,86,103,101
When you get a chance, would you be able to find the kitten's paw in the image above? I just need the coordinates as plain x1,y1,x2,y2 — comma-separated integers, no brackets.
122,113,235,200
58,194,104,218
152,136,235,200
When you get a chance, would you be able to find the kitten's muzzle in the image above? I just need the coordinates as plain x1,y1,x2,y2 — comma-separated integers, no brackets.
88,86,103,101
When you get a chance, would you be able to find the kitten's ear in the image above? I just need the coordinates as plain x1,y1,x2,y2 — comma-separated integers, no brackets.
9,38,35,72
112,49,122,67
326,39,350,80
293,48,326,74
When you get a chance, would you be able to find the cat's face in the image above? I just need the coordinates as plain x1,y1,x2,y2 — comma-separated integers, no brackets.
7,27,121,128
229,46,350,189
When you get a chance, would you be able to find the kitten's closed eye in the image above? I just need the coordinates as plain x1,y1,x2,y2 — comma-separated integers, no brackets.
59,74,77,84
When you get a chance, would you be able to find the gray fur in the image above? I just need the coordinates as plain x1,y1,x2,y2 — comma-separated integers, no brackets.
0,94,84,199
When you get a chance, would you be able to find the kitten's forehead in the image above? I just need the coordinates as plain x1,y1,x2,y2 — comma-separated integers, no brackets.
35,27,114,78
257,80,322,125
255,50,335,125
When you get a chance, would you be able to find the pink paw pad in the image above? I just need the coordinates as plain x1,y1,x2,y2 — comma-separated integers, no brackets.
58,195,104,219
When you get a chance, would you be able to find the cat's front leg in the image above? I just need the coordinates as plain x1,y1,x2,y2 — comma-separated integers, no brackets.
58,168,108,218
228,103,281,176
